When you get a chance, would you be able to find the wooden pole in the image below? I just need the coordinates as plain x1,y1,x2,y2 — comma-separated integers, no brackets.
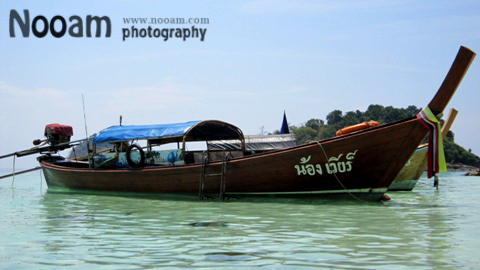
1,166,41,180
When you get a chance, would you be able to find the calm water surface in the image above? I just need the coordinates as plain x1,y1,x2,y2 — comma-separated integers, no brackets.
1,170,479,269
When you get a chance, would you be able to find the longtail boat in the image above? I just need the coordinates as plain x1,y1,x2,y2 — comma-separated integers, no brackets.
34,46,475,201
389,108,458,191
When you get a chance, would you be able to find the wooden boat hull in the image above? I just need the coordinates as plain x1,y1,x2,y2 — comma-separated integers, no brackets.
388,146,427,191
41,118,427,201
39,46,476,201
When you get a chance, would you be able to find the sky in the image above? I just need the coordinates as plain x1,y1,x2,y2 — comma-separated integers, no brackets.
1,0,479,169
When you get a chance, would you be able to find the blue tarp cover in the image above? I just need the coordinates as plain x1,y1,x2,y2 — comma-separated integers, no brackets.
93,121,201,143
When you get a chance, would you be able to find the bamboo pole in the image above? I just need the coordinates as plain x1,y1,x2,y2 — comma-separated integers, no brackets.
1,166,41,180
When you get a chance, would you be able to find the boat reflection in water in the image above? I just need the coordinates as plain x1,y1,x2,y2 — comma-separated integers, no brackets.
38,176,463,268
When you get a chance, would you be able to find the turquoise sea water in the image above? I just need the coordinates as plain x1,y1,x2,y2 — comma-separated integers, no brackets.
1,170,479,269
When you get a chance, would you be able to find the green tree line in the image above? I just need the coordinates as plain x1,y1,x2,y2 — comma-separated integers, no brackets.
286,105,479,166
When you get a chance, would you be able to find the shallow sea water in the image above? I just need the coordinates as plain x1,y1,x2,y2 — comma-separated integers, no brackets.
1,170,479,269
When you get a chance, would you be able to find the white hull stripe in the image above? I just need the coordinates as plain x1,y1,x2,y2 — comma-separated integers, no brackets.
226,188,388,195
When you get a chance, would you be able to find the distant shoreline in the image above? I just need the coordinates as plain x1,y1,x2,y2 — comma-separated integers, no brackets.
447,163,479,172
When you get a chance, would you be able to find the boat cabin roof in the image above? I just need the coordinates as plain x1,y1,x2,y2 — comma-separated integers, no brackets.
208,134,296,151
93,120,245,147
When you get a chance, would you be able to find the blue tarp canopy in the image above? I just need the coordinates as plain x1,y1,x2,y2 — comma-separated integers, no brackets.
93,120,245,145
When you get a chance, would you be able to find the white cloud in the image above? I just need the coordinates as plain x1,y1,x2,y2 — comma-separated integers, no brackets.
100,83,202,114
0,81,71,105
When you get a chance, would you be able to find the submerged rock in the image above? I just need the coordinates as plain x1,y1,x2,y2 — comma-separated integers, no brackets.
188,221,228,227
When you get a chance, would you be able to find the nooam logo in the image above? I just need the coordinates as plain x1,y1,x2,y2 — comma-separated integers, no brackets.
9,9,111,38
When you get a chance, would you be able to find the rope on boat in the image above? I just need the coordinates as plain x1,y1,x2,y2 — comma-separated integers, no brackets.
39,168,43,192
72,147,77,162
11,155,16,186
315,141,366,202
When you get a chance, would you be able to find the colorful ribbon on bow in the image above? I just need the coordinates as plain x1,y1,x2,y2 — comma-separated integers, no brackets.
416,107,447,178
